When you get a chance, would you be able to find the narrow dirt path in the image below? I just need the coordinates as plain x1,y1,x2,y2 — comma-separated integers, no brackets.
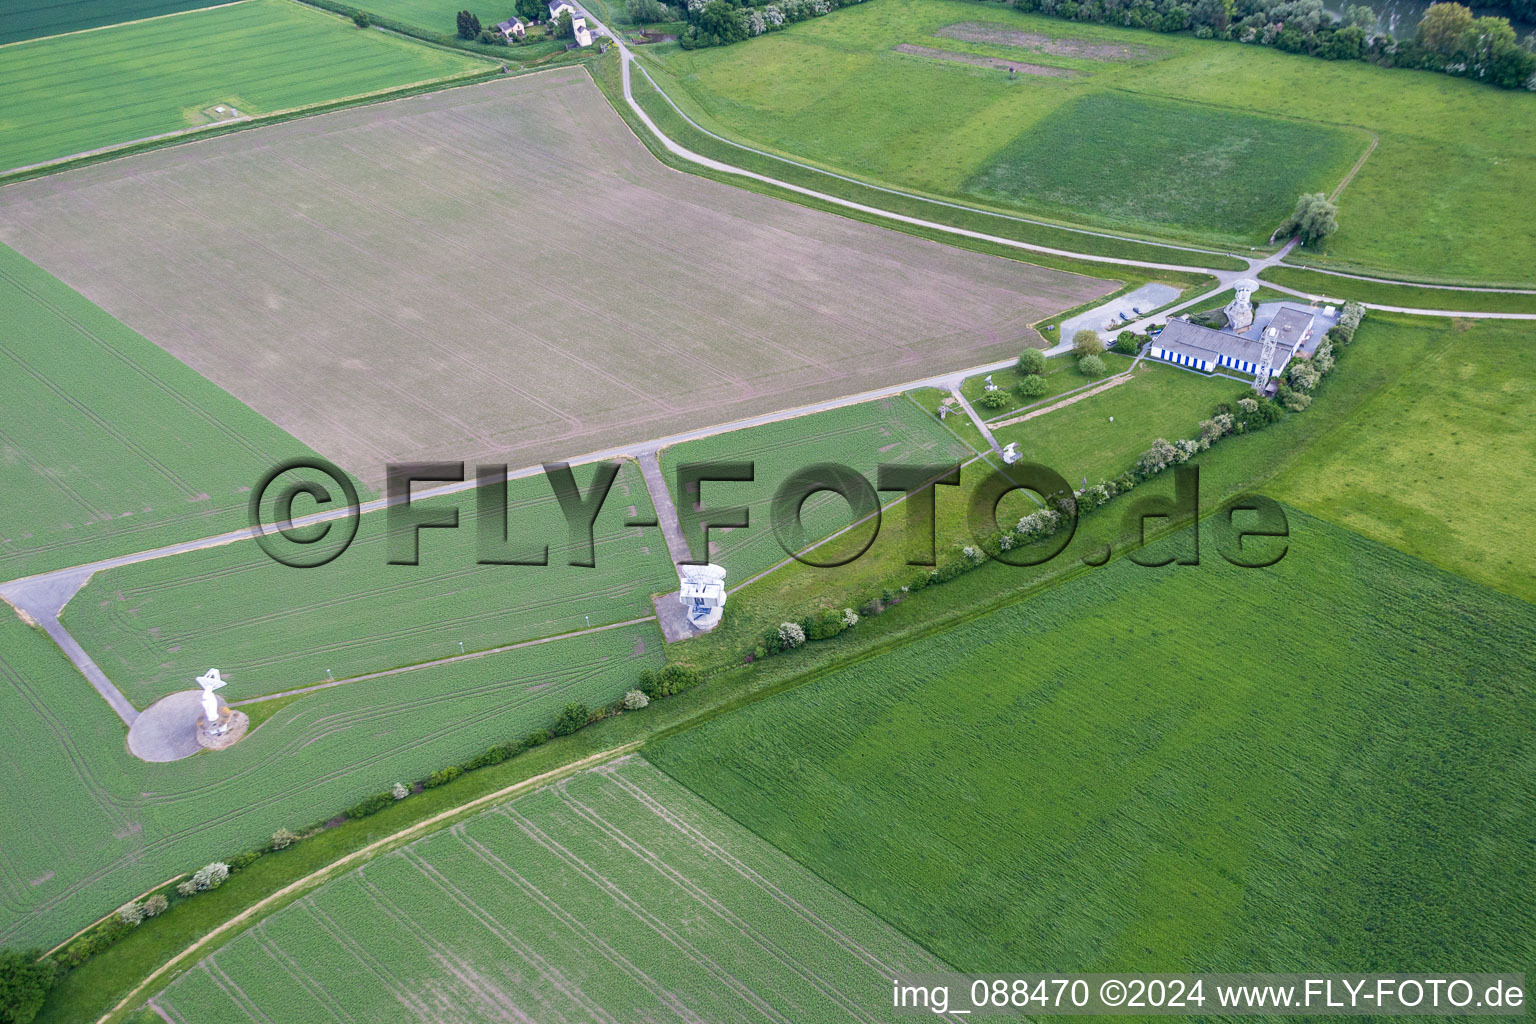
989,372,1135,429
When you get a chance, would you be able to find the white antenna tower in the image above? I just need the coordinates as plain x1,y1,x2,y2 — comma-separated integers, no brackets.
1253,326,1278,392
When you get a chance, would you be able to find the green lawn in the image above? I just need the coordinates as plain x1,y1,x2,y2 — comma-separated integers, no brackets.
0,0,224,44
990,358,1237,486
640,0,1536,281
0,609,659,950
650,507,1536,972
959,349,1135,420
1270,317,1536,603
152,757,943,1021
657,395,974,583
0,0,486,171
1261,265,1536,313
0,244,335,580
66,461,674,707
966,92,1359,242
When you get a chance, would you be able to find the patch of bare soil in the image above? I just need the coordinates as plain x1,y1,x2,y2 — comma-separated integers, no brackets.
935,21,1158,61
893,44,1080,76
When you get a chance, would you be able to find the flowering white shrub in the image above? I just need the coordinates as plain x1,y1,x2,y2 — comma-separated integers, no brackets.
962,545,984,564
1137,438,1178,476
118,902,145,926
270,828,299,850
191,862,230,892
778,622,806,648
392,782,410,800
748,9,766,34
842,608,859,627
623,689,650,710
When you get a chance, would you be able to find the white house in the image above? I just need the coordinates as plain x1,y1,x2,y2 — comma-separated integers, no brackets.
494,16,525,37
547,0,575,19
572,13,593,44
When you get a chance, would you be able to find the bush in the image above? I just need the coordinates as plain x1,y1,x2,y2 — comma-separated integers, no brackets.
1137,438,1179,477
391,782,409,800
1277,192,1338,247
1072,329,1102,357
1112,331,1141,355
227,850,262,871
142,894,169,918
352,10,370,26
778,622,807,648
1016,373,1049,398
623,689,650,710
425,765,462,788
347,791,394,818
1016,348,1046,375
553,702,589,736
191,862,230,892
176,879,198,898
525,729,550,747
0,948,56,1024
1078,354,1106,378
976,389,1010,410
117,902,144,926
270,828,300,851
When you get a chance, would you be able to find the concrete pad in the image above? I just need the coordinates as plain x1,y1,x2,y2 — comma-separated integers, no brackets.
126,691,205,762
1055,282,1181,353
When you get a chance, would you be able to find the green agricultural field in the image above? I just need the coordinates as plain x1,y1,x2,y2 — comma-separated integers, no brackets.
1261,266,1536,314
0,0,224,44
640,0,1536,281
966,92,1359,242
1271,316,1536,604
152,757,944,1021
0,608,659,949
650,508,1536,972
66,461,674,706
0,0,486,171
657,395,974,583
990,358,1237,486
0,243,332,581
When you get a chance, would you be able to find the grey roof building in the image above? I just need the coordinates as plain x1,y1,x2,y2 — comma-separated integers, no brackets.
1148,306,1317,379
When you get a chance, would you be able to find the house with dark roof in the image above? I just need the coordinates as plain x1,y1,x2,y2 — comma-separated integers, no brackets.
548,0,575,19
494,16,525,37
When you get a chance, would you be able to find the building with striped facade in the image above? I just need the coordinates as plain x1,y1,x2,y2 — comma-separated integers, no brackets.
1147,306,1317,382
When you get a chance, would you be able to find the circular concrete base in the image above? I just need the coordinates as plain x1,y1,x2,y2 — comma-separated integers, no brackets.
127,691,207,762
197,709,248,750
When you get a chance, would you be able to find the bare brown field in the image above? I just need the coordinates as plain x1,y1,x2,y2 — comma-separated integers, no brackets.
934,21,1160,61
0,67,1110,485
893,44,1080,76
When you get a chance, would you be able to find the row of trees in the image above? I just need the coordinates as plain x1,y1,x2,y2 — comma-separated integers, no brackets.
677,0,871,49
1008,0,1535,89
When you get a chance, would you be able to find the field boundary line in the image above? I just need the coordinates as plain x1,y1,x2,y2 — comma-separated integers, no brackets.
228,615,658,706
1,65,497,179
0,0,252,49
1270,263,1536,293
1329,131,1379,203
624,58,1245,264
96,741,642,1024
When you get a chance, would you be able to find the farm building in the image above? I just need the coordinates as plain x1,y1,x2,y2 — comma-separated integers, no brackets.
495,16,525,37
1148,306,1317,379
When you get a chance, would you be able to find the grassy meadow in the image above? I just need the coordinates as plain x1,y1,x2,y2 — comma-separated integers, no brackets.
0,0,486,170
657,395,974,584
1270,316,1536,603
66,461,674,706
0,243,334,581
640,0,1536,282
0,608,659,950
153,757,943,1021
650,508,1536,972
1261,265,1536,313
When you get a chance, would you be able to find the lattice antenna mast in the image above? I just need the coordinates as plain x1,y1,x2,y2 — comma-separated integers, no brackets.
1253,326,1278,392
